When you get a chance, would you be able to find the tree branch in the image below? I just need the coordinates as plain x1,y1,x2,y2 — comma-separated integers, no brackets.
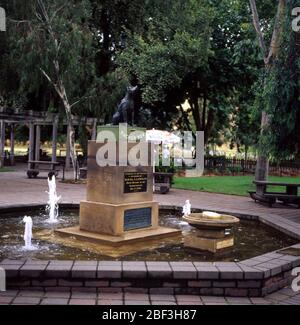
266,0,286,64
249,0,286,66
249,0,267,63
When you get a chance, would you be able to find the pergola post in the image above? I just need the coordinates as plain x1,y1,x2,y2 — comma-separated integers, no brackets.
92,119,97,141
52,116,58,163
65,124,71,170
35,125,41,162
10,124,15,166
0,120,5,168
28,123,35,170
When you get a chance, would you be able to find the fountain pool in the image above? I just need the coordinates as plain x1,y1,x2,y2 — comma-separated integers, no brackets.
0,208,297,262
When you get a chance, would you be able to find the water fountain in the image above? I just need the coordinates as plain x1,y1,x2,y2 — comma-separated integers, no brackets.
183,211,240,253
183,200,192,217
54,126,181,256
46,174,61,224
23,216,33,250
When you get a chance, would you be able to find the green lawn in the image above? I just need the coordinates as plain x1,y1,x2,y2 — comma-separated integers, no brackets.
0,167,14,173
173,175,300,197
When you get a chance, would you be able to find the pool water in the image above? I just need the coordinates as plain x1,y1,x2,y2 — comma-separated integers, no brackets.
0,209,297,262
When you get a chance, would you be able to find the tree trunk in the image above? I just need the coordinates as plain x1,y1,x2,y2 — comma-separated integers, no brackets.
61,89,77,181
255,111,269,181
250,0,286,181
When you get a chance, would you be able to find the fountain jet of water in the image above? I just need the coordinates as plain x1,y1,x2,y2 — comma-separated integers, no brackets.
23,216,33,250
183,200,192,217
46,174,61,223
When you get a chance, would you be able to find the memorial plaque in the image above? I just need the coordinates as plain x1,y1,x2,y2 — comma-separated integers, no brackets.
124,172,148,194
124,208,152,231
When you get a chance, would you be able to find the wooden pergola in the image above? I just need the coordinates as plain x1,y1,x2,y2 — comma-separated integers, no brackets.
0,107,100,169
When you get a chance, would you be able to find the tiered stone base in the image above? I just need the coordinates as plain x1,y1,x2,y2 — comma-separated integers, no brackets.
55,226,180,247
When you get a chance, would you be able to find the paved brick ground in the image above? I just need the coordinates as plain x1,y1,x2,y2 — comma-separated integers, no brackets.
1,165,300,225
0,287,299,305
1,165,300,305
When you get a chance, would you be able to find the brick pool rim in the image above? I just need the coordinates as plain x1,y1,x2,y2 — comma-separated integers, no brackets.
1,203,300,297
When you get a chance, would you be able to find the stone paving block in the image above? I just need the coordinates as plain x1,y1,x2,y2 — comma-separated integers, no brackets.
217,265,243,280
194,265,219,280
40,298,70,305
239,259,261,267
98,300,123,305
200,288,224,296
13,297,41,305
170,262,197,280
265,292,291,302
73,261,98,267
250,298,273,305
71,292,97,299
237,281,261,289
45,287,71,292
226,297,252,305
149,288,174,295
124,293,149,302
85,281,109,288
122,262,147,278
257,262,282,276
252,266,271,278
150,294,176,302
24,260,49,266
152,301,177,306
125,300,151,305
0,290,18,297
44,292,71,298
213,281,236,288
0,260,25,266
69,299,96,305
188,281,211,288
32,279,57,287
174,288,200,295
58,279,83,287
224,288,248,297
0,297,14,304
48,261,74,266
146,262,172,279
110,281,132,288
99,287,123,293
97,263,122,279
20,264,47,278
46,262,73,278
177,301,203,305
99,292,123,300
71,265,97,279
72,287,97,293
0,264,22,278
124,288,148,294
17,290,45,298
237,264,264,280
175,295,202,303
201,296,227,304
7,279,31,288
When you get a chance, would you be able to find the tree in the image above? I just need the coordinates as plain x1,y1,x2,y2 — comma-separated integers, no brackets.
256,0,300,160
118,0,263,149
2,0,98,179
249,0,286,180
118,0,213,135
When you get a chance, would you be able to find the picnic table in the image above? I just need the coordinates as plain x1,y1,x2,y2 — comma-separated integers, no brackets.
27,161,65,180
249,180,300,208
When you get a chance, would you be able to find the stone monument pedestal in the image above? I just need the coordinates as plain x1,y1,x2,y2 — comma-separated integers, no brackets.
184,234,234,254
56,127,180,254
